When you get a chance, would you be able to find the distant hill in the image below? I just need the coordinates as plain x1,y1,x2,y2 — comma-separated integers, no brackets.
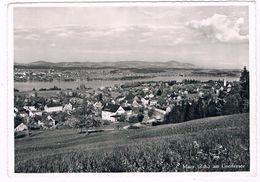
16,60,195,69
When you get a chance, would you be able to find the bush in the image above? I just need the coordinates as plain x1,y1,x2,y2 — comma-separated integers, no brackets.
102,120,111,126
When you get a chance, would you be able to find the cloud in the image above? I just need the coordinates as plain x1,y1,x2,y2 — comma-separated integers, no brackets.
57,32,69,37
186,14,248,43
14,28,40,40
49,43,56,47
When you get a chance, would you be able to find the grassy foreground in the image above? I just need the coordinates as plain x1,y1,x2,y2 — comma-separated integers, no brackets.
15,113,249,172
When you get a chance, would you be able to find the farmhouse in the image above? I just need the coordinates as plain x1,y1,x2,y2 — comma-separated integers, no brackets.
101,103,126,122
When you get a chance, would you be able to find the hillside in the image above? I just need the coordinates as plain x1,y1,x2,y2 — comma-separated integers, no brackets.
15,113,249,172
15,60,195,69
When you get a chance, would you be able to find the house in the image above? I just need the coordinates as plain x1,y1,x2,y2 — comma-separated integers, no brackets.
63,103,73,111
216,89,220,96
154,107,166,115
29,110,43,117
143,87,149,93
101,103,125,122
141,97,150,107
23,106,36,112
37,120,44,127
14,123,28,132
69,97,84,105
94,101,103,110
148,93,154,99
149,99,158,106
122,106,133,116
14,107,19,117
44,104,63,113
116,96,126,103
166,106,172,113
227,84,232,92
132,100,142,108
198,91,204,98
19,111,28,118
47,115,56,126
14,107,18,113
176,95,182,100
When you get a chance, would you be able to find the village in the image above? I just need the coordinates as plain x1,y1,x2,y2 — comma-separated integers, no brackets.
14,74,243,137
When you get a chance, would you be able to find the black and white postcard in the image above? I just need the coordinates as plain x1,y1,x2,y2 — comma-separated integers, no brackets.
1,0,259,181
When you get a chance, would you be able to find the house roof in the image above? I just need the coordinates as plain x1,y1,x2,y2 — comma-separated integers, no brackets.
31,110,42,113
46,103,62,107
123,106,132,111
102,103,120,113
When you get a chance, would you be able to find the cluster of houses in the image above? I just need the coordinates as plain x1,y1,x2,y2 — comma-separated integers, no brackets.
14,78,234,133
15,103,73,118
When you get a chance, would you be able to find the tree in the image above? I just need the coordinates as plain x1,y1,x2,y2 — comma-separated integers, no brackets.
223,93,241,115
97,93,103,101
14,116,23,128
137,113,144,122
53,112,68,123
14,88,19,92
206,99,217,117
240,66,249,99
148,108,155,118
76,115,93,135
119,114,127,122
156,89,162,96
128,115,139,124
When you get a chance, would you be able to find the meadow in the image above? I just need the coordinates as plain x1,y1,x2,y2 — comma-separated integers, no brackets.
15,113,249,172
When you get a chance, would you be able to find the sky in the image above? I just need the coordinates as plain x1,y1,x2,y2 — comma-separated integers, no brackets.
14,5,249,68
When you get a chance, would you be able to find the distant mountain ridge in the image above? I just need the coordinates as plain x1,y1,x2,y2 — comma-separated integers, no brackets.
16,60,195,69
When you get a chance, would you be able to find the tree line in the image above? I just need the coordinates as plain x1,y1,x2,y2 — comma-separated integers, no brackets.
164,67,249,124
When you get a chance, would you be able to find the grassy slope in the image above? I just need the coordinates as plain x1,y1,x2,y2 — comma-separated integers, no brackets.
15,113,249,172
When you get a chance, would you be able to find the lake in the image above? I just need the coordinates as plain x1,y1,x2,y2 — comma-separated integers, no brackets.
14,76,239,92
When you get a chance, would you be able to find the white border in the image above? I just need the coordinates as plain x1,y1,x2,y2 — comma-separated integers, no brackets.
0,0,259,181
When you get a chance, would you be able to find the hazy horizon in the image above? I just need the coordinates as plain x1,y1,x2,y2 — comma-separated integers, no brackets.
14,5,249,69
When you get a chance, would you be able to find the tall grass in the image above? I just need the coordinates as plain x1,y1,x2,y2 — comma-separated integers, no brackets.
15,125,249,172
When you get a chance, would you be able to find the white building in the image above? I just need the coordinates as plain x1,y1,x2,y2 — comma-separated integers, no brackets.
141,97,150,107
29,110,43,117
227,84,232,92
47,115,56,126
223,78,227,87
132,100,141,108
101,103,127,122
14,123,28,132
63,103,73,111
149,100,158,106
19,111,28,118
44,105,63,113
94,101,103,110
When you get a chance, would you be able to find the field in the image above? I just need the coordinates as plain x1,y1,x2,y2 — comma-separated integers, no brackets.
15,113,249,172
